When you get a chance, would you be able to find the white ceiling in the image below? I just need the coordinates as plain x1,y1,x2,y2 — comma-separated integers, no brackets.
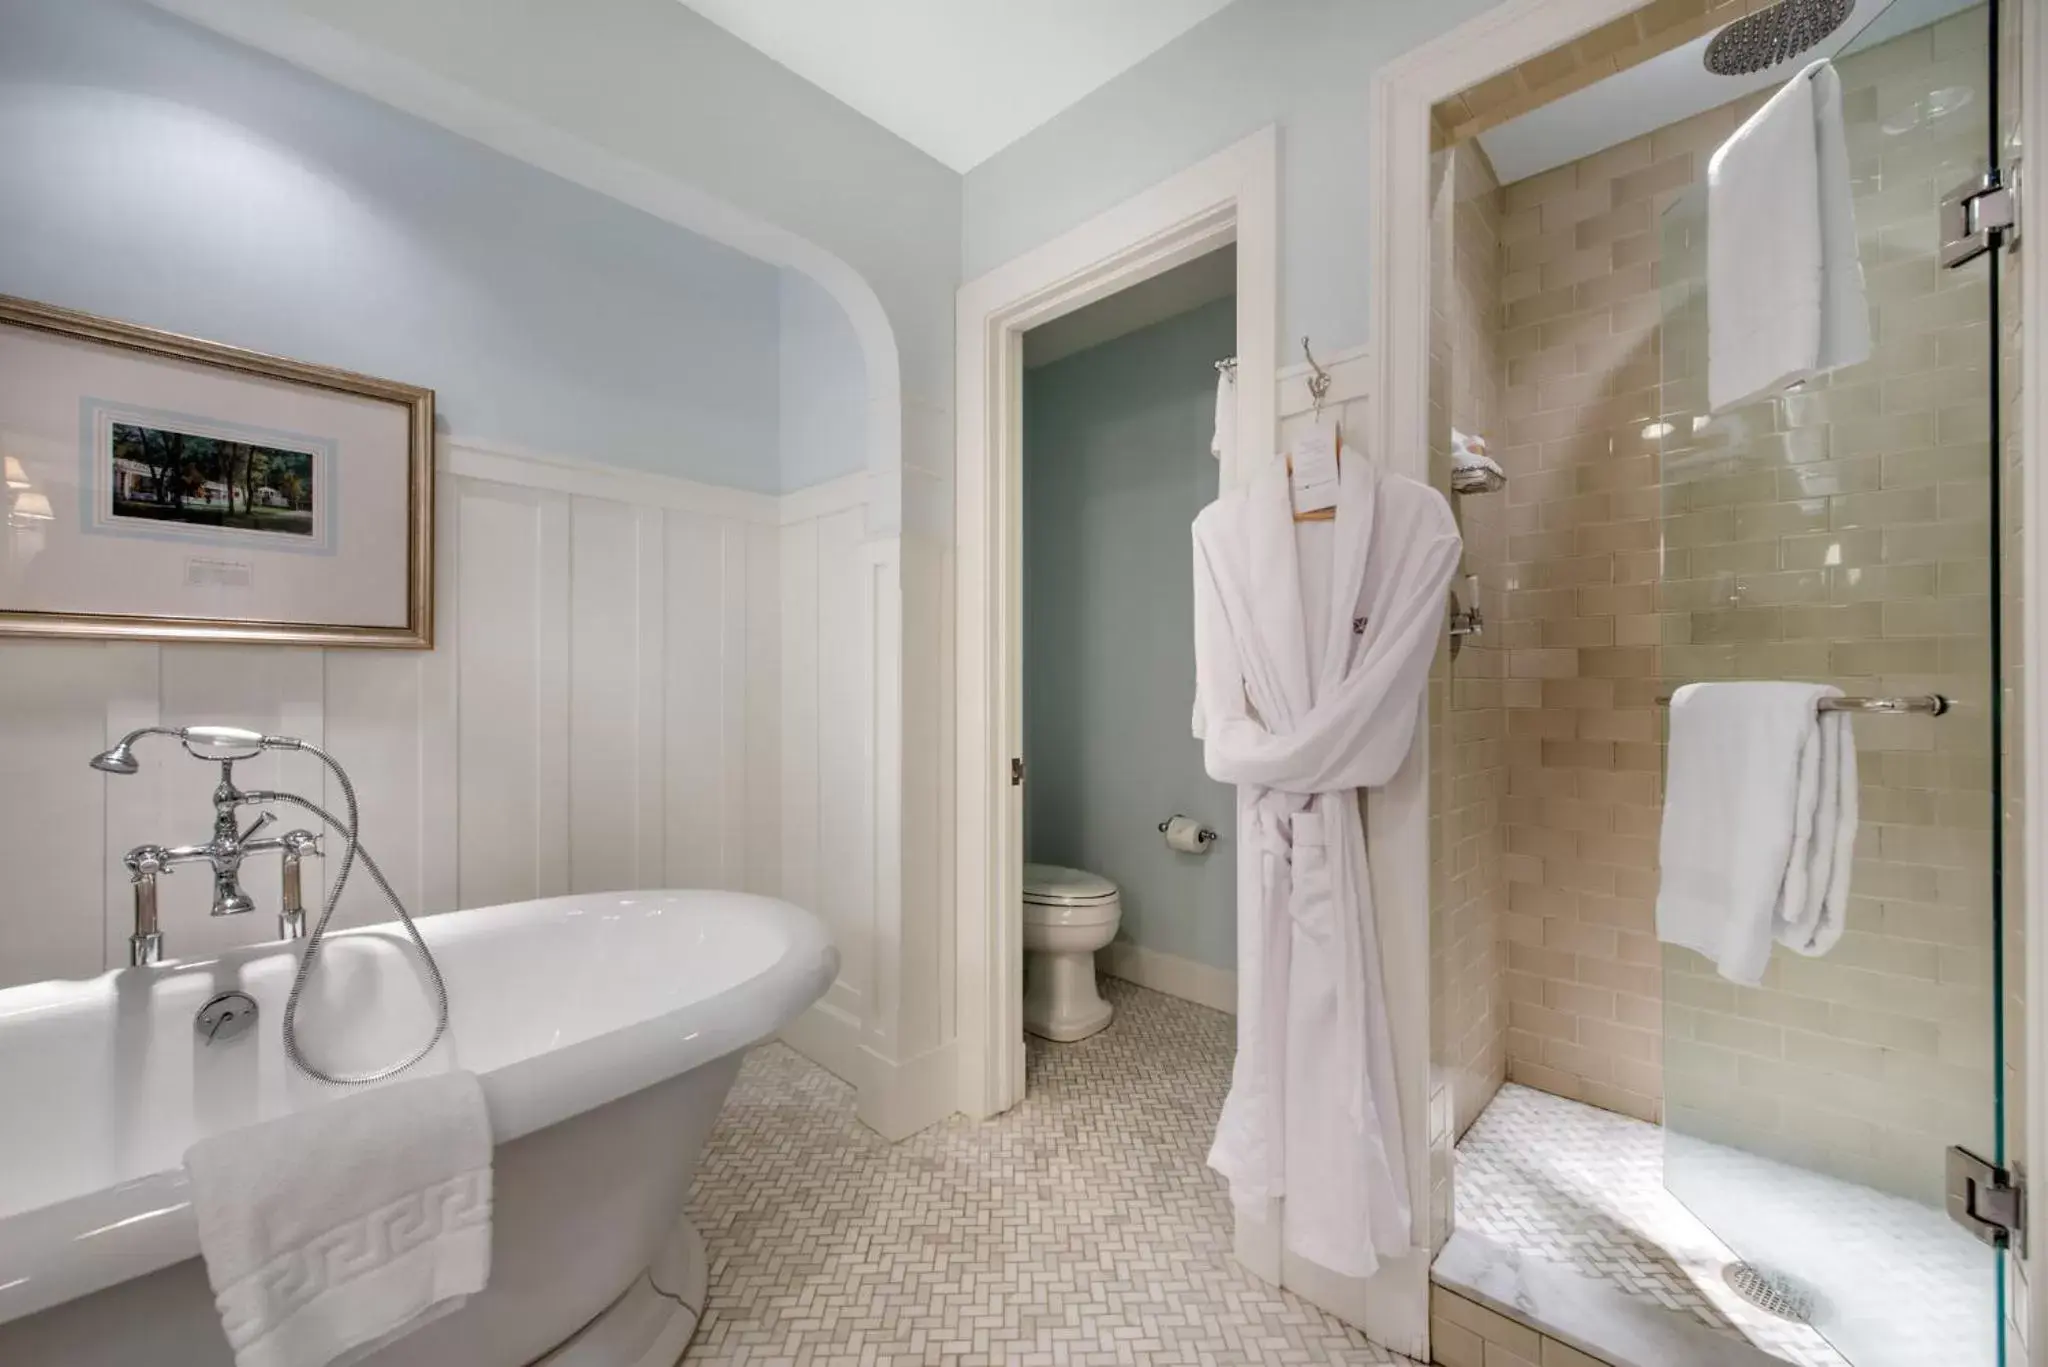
674,0,1237,172
1476,0,1980,184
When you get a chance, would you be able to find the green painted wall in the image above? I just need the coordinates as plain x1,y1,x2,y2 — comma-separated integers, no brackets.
1023,296,1237,971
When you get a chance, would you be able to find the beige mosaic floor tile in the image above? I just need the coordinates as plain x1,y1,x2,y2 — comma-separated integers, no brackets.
685,978,1416,1366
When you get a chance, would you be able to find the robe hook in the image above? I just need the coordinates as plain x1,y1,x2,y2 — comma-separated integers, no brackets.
1302,337,1333,417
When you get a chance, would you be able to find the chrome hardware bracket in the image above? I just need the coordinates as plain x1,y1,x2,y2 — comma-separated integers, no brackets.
1448,586,1484,661
1941,166,2018,269
1947,1146,2025,1255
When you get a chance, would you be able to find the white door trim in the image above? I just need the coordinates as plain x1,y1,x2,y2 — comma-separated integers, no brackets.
1361,2,1650,1356
953,126,1278,1121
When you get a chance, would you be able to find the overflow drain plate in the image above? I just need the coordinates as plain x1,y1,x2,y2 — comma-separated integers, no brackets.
195,991,259,1044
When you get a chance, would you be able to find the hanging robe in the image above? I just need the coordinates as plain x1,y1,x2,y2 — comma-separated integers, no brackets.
1191,450,1461,1279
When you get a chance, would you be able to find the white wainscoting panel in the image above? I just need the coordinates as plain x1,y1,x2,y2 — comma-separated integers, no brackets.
662,507,735,890
0,446,919,1134
456,481,555,910
0,441,787,992
779,476,876,1029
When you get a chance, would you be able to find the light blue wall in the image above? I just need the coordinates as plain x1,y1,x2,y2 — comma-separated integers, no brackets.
0,0,799,491
964,0,1502,363
779,270,870,491
1023,298,1238,971
221,0,961,432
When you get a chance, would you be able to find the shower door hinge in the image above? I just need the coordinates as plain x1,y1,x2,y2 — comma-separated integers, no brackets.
1010,757,1025,787
1947,1146,2026,1255
1940,165,2018,268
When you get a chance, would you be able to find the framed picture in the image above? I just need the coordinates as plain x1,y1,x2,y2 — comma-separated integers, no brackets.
0,295,434,647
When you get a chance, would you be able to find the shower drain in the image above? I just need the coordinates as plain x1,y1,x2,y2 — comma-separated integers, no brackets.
1721,1261,1817,1323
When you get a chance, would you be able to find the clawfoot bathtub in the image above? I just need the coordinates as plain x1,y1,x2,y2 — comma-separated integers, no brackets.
0,890,835,1366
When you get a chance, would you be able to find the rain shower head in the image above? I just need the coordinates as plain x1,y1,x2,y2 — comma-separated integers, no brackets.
1704,0,1853,76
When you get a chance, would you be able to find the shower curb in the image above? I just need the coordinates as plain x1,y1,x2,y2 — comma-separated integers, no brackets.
1430,1231,1790,1367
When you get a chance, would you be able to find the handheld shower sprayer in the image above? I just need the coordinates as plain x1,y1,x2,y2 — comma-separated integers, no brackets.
89,725,450,1086
91,724,288,774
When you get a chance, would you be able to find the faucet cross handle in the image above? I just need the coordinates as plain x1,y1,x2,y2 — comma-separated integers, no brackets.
124,844,173,879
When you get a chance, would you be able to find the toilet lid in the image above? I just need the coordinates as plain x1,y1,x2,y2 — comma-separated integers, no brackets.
1023,863,1118,905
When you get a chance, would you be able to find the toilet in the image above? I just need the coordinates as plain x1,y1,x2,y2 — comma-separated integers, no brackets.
1021,863,1121,1041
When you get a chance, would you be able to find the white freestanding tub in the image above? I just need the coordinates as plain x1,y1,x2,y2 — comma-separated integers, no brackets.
0,889,836,1366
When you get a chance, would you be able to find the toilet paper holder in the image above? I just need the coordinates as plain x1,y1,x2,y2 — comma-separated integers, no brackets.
1158,816,1218,846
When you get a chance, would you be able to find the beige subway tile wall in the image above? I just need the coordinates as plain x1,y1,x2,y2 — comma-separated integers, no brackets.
1492,97,1739,1127
1479,11,1999,1199
1429,140,1511,1186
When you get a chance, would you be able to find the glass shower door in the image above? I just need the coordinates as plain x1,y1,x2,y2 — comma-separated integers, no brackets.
1653,5,2012,1364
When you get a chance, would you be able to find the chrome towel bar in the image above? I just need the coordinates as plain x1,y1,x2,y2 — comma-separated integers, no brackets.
1655,692,1950,716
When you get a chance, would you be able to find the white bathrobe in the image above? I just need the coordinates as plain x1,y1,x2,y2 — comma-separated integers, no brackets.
1192,451,1461,1279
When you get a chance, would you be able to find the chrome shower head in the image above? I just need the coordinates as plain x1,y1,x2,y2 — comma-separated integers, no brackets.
1704,0,1852,76
88,739,141,774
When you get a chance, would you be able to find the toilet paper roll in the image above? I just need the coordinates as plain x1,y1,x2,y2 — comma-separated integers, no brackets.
1161,815,1214,854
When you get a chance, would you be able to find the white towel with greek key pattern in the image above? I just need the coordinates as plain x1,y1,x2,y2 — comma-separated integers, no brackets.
184,1071,492,1367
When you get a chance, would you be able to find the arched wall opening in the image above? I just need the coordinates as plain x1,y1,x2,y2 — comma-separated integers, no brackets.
0,0,922,1129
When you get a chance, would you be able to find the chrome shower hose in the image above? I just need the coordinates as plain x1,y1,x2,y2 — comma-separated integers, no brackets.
249,740,451,1085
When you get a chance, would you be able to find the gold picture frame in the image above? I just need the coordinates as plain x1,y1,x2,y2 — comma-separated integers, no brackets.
0,295,434,648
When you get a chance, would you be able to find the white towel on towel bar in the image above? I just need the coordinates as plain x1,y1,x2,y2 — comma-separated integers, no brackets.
184,1071,494,1367
1655,681,1858,985
1706,60,1871,413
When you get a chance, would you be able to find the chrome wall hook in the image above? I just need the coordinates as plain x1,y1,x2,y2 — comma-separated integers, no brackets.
1302,336,1333,417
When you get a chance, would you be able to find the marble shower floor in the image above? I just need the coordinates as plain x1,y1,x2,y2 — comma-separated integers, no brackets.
684,977,1416,1366
1453,1083,1994,1367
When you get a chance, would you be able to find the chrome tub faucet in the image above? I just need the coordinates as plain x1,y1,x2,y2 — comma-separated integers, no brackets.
97,729,320,967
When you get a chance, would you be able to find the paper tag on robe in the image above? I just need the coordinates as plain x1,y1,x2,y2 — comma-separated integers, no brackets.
1289,430,1339,516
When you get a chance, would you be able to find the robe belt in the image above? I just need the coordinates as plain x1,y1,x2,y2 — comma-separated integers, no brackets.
1248,791,1333,937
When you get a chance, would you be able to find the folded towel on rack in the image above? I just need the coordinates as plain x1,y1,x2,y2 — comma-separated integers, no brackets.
1707,60,1870,413
1449,429,1504,493
185,1072,494,1367
1655,681,1858,984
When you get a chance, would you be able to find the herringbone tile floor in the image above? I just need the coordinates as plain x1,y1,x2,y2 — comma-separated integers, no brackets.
684,978,1416,1366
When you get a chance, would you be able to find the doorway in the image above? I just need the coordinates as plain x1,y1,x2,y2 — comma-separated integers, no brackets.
1014,247,1240,1053
954,127,1278,1121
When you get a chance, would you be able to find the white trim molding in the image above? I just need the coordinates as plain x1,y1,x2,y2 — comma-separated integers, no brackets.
1361,0,1650,1357
1098,941,1237,1016
439,438,784,522
953,124,1280,1136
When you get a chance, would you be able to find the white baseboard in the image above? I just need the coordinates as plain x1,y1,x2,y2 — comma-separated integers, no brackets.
1098,940,1237,1015
856,1041,957,1142
779,1002,956,1142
